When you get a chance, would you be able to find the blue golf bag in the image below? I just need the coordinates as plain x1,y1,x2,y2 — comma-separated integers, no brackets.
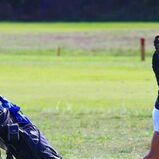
0,96,62,159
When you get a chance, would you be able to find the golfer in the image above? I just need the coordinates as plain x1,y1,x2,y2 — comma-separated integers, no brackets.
144,35,159,159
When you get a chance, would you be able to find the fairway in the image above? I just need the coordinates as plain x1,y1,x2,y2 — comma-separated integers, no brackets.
0,22,158,158
0,55,155,159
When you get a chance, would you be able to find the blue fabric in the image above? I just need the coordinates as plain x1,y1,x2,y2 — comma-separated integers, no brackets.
0,96,32,124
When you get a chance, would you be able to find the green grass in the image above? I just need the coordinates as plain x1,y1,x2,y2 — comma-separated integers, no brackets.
0,33,154,57
0,55,156,159
0,22,157,57
0,22,157,158
0,22,159,32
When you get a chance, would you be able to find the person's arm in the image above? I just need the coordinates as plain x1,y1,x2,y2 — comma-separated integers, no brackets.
152,53,159,86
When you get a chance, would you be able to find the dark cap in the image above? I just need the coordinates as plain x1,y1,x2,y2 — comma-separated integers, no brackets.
154,35,159,45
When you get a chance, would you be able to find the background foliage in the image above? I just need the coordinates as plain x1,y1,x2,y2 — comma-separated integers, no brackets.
0,0,159,21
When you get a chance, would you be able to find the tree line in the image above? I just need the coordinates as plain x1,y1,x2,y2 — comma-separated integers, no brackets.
0,0,159,21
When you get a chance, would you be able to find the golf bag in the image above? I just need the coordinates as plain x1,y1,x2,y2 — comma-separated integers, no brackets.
0,96,62,159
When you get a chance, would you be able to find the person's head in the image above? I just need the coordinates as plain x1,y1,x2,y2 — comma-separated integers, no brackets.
154,35,159,52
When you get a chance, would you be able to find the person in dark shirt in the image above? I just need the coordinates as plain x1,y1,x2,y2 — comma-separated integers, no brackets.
144,35,159,159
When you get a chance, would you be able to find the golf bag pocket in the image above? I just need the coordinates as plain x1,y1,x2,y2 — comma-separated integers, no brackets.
21,124,40,145
7,124,19,143
20,124,62,159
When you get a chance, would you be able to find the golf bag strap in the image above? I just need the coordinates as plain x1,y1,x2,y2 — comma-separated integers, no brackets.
6,150,13,159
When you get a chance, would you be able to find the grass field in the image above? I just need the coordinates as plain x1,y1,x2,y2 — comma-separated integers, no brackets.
1,22,159,32
0,22,159,158
0,22,158,57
